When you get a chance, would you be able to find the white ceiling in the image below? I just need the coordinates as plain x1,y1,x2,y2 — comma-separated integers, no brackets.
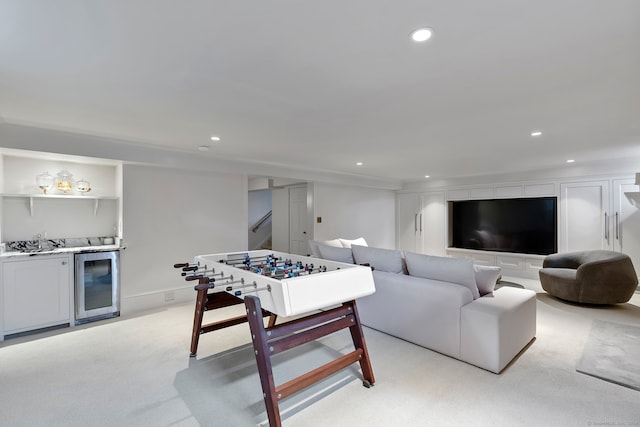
1,0,639,185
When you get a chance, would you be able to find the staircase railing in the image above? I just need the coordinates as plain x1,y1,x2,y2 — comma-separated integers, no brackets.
251,210,272,233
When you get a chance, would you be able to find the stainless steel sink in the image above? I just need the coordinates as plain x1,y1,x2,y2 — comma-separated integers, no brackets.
20,248,47,253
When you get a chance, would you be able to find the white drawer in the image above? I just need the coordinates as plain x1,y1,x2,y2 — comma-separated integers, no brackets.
496,255,524,272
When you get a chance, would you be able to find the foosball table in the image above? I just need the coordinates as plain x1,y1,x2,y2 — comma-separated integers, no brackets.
174,250,376,427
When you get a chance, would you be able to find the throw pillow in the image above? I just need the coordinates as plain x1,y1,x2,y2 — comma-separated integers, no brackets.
404,252,480,299
339,237,368,248
317,243,354,264
473,265,502,296
308,238,343,258
351,245,404,274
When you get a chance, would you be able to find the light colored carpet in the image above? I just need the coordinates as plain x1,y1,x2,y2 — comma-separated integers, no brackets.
577,319,640,391
174,340,359,426
1,277,640,426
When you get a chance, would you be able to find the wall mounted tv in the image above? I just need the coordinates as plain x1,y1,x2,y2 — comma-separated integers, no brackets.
449,197,557,255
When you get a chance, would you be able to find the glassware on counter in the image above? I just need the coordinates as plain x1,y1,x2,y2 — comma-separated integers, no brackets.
56,170,74,194
75,179,91,195
36,172,55,194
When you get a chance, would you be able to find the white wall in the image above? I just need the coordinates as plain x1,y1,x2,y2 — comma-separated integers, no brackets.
312,182,395,249
2,197,118,241
121,164,247,313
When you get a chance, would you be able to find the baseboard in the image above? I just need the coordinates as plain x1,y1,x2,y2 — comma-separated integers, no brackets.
121,286,194,315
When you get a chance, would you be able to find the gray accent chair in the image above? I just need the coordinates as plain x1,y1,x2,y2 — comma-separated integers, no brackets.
539,250,638,304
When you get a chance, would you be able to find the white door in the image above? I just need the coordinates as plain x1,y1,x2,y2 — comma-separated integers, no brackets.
289,186,308,255
560,181,611,252
613,179,640,274
421,192,446,256
396,193,420,253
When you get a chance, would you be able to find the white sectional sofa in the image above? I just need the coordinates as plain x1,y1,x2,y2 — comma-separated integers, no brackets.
309,239,537,374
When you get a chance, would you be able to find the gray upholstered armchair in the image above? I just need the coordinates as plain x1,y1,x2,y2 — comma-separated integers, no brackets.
539,250,638,304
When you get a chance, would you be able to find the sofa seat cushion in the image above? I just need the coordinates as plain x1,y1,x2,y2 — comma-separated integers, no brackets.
405,252,480,299
539,268,579,302
460,286,536,373
357,270,473,358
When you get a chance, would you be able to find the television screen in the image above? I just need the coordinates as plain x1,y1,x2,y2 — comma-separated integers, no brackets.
450,197,557,255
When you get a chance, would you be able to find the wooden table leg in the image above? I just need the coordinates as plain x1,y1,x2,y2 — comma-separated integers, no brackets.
245,296,282,427
244,296,375,427
347,300,375,387
189,288,208,357
188,283,274,357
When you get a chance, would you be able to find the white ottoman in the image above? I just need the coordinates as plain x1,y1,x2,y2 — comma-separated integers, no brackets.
460,286,537,373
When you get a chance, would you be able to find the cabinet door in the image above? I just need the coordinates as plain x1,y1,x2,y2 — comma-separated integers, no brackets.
613,179,640,273
396,193,421,253
560,181,611,252
420,192,446,256
2,256,71,334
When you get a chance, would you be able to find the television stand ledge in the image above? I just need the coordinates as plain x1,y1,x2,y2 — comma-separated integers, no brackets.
446,248,545,280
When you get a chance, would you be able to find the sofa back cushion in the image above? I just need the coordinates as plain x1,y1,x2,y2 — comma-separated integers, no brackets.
308,239,343,258
473,265,502,296
339,237,368,248
405,252,480,299
317,243,354,264
351,245,404,274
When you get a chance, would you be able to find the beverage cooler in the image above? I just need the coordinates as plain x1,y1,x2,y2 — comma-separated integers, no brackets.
75,250,120,324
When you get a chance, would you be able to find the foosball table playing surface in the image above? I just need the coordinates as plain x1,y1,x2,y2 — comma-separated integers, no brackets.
175,250,377,427
194,250,376,316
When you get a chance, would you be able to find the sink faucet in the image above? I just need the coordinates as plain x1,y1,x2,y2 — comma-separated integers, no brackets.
36,232,47,250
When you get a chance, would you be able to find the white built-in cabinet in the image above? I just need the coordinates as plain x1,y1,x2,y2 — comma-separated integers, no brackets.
398,176,640,280
560,180,610,251
1,254,73,339
560,178,640,270
396,192,446,256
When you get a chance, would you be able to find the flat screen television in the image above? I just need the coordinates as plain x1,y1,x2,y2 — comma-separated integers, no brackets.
449,197,557,255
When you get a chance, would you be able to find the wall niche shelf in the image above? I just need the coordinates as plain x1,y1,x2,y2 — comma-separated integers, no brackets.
1,194,119,217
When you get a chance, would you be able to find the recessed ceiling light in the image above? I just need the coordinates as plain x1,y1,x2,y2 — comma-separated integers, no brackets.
566,159,575,163
198,145,210,152
356,162,363,166
410,27,434,42
424,175,430,178
210,136,221,141
531,131,542,137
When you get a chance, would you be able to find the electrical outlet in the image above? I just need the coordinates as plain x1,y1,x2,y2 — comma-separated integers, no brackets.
317,217,322,223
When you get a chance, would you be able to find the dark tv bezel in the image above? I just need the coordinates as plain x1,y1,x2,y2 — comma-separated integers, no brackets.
448,196,558,256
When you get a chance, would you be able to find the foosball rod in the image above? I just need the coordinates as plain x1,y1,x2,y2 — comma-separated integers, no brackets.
223,258,283,267
224,281,257,292
181,267,217,277
174,263,218,274
230,284,272,296
264,265,328,275
184,271,234,282
192,275,244,290
221,254,277,263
